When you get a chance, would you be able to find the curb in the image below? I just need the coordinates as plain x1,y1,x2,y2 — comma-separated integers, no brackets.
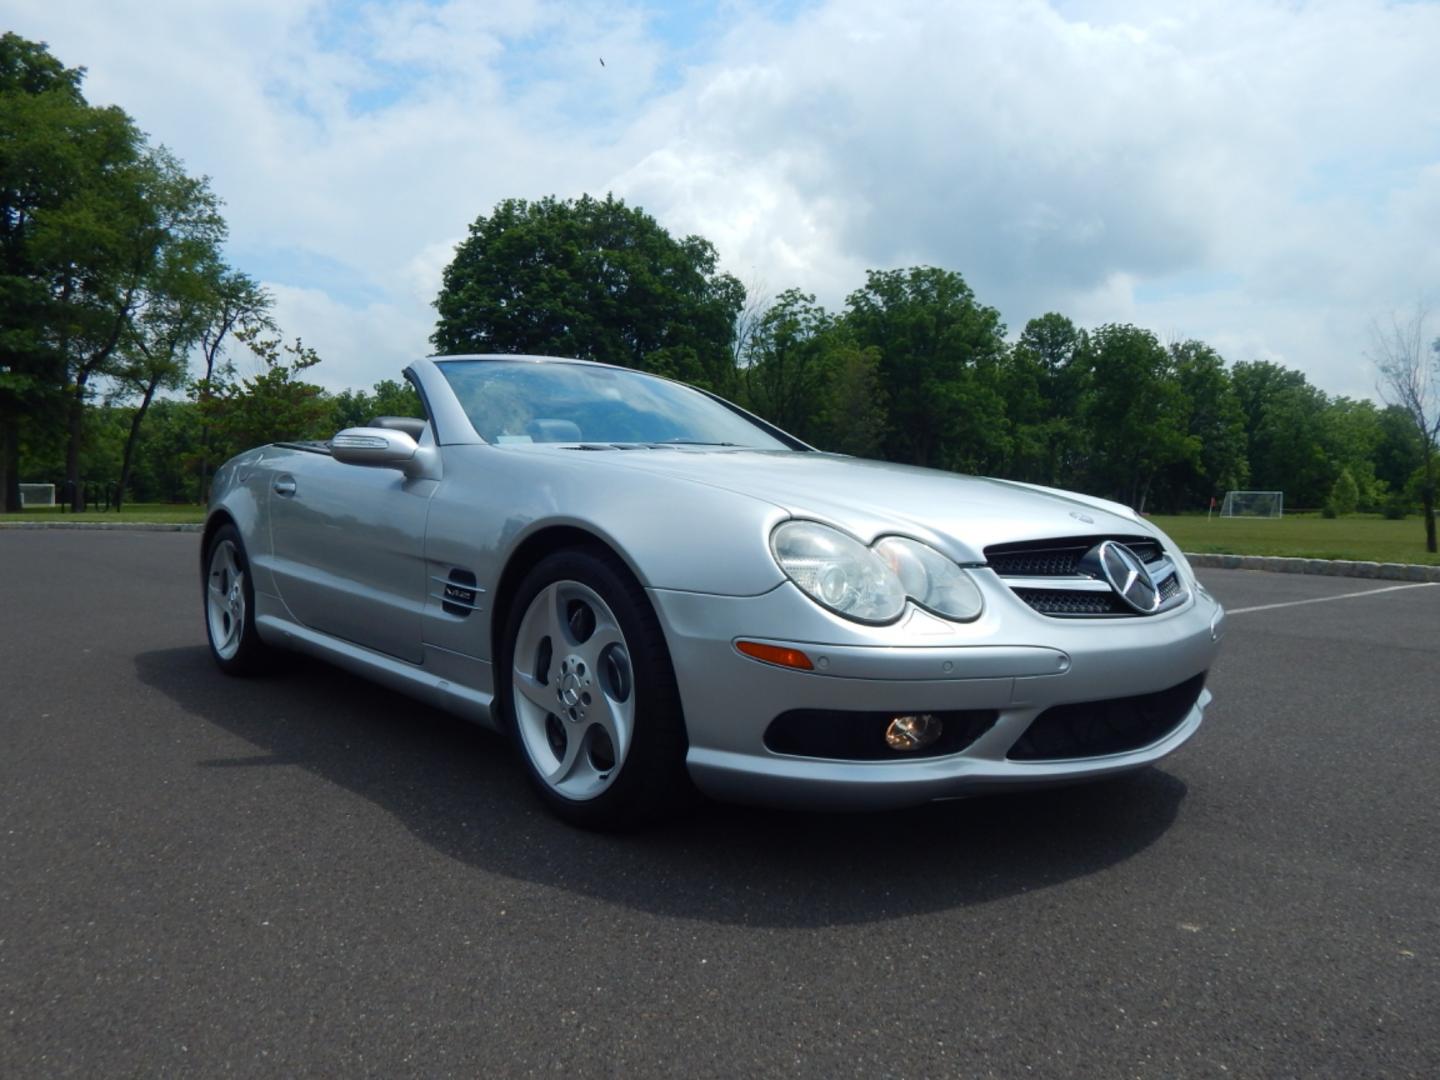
1185,552,1440,583
0,521,202,533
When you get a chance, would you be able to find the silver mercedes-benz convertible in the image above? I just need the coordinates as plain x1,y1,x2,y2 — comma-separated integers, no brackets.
203,354,1226,827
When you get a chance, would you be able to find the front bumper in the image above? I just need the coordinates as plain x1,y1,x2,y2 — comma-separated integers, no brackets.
649,570,1225,810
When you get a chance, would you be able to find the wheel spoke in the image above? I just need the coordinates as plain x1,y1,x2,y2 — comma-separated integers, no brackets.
538,583,571,646
513,670,555,714
581,621,624,665
594,693,632,764
546,726,586,786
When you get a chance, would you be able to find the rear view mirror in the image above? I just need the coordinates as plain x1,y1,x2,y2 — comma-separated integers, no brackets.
330,427,418,469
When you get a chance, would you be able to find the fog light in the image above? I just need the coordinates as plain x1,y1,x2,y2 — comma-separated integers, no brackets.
885,713,943,751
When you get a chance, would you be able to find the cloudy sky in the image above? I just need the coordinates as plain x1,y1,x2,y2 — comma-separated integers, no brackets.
9,0,1439,398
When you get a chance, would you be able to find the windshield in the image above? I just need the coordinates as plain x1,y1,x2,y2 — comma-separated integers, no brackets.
437,360,796,450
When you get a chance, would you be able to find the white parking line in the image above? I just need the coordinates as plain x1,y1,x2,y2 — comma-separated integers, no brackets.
1226,581,1436,615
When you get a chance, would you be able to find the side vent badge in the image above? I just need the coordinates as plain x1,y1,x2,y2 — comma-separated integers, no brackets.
439,569,482,617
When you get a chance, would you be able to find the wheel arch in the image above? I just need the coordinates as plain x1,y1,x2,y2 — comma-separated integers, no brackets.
489,524,656,666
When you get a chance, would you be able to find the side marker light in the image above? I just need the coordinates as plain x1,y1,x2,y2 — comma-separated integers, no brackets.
735,641,814,671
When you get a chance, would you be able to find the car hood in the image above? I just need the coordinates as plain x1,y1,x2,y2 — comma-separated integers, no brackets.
567,448,1151,564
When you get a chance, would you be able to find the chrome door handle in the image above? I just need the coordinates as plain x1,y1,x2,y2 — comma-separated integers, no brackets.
272,476,297,497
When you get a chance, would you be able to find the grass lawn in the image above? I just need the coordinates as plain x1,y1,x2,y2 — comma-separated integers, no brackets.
1149,512,1440,566
0,502,204,524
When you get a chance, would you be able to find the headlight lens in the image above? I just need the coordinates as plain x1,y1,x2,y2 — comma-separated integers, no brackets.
770,522,983,625
770,522,906,623
875,536,984,621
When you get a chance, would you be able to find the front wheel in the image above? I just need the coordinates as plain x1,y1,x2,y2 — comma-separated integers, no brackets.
203,524,273,675
501,548,691,829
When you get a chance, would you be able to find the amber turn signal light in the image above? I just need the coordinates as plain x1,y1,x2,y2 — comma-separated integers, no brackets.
735,640,814,671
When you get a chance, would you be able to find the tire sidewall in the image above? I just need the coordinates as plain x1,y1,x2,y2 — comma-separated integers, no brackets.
499,548,688,828
204,523,266,675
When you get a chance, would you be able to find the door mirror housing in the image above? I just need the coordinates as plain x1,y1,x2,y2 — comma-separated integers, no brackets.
330,427,419,469
330,426,442,480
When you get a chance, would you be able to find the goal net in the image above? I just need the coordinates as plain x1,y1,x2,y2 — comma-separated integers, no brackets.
1219,490,1283,518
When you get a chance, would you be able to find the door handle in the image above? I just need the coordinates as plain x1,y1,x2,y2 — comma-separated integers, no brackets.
272,475,297,497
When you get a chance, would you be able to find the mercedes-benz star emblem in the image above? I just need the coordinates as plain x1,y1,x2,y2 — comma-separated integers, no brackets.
1093,540,1160,614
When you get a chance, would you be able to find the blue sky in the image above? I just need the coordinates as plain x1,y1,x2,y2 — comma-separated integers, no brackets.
8,0,1439,397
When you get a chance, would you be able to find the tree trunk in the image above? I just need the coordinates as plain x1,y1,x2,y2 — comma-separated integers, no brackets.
66,379,87,512
117,377,162,512
1,418,20,513
1424,471,1437,556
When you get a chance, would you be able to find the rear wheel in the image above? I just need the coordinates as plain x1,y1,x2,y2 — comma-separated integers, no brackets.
501,548,691,829
203,524,272,675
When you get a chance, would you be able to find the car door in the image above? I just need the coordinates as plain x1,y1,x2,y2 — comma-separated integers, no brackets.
266,447,435,663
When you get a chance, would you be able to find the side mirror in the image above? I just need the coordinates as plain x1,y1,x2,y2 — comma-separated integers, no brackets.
330,426,419,469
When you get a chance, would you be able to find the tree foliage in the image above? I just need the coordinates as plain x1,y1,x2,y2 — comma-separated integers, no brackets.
199,330,332,464
432,194,745,392
0,32,226,509
843,267,1007,471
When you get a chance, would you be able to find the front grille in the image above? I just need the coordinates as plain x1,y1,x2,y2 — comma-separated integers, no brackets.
1012,589,1128,617
764,708,998,761
985,535,1163,577
1007,673,1206,760
984,533,1183,618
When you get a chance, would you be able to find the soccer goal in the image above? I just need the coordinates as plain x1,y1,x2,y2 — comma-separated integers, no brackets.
1218,490,1284,518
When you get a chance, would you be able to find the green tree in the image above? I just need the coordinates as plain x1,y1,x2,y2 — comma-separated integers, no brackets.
1152,340,1248,510
127,397,201,502
842,267,1008,471
193,269,272,501
1318,397,1383,509
1231,360,1334,509
738,289,836,438
0,33,92,508
0,34,225,509
1080,324,1197,510
809,342,888,457
432,194,745,393
329,378,423,430
201,329,331,462
1370,307,1439,552
1327,468,1359,516
1004,313,1091,486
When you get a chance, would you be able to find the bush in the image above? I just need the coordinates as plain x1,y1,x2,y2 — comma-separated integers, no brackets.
1328,468,1359,517
1321,502,1338,519
1382,496,1409,520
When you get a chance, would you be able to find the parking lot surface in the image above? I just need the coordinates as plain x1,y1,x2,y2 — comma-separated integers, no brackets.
2,530,1437,1077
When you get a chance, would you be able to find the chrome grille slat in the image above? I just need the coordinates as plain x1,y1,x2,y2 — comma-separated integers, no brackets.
985,535,1187,618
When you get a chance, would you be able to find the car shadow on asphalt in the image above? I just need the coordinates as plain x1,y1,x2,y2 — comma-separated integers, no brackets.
135,645,1188,928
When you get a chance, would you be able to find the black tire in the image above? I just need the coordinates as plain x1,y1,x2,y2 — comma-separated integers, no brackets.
202,524,274,675
498,547,693,829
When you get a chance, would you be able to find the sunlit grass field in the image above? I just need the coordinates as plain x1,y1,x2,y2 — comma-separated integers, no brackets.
0,502,204,524
1149,513,1440,566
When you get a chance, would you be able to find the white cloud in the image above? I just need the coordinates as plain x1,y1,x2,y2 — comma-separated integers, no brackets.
8,0,1440,400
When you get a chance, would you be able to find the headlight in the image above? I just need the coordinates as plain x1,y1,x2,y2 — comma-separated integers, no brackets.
875,536,984,621
770,522,983,625
770,522,906,623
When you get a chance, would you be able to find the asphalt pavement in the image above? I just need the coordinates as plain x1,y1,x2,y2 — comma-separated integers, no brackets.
2,530,1437,1078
